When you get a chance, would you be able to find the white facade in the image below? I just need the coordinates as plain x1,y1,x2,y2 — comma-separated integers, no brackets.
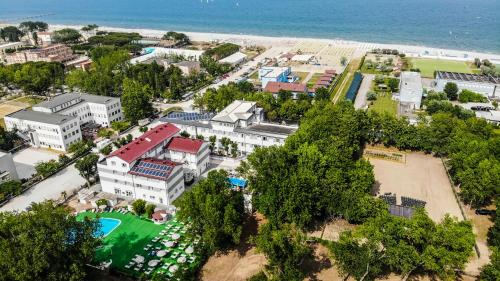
258,66,292,88
131,47,204,64
165,138,210,177
162,101,297,155
33,93,123,127
435,71,499,98
98,156,184,206
4,110,82,151
219,52,247,66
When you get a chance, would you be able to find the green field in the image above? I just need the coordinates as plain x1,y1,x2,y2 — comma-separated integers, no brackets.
409,58,474,78
368,92,398,116
293,71,309,83
306,73,322,88
77,211,200,278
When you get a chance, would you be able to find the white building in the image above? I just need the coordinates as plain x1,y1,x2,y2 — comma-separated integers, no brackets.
4,110,82,151
0,150,19,183
258,66,292,88
32,93,123,127
219,51,247,66
131,47,204,64
435,71,500,99
4,93,123,152
399,71,423,109
460,103,500,124
0,42,25,61
165,137,210,177
162,100,297,155
97,123,208,206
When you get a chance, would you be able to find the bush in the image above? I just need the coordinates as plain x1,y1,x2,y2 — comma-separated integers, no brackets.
139,126,148,133
35,160,62,178
180,131,190,138
95,199,108,206
458,89,488,103
0,180,23,200
100,145,112,156
145,204,156,219
97,128,114,138
111,121,131,132
132,199,147,216
367,92,377,101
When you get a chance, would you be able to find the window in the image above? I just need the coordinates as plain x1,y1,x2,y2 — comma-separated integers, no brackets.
114,188,121,194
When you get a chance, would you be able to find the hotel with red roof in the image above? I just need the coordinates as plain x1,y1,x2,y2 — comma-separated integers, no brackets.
97,123,209,206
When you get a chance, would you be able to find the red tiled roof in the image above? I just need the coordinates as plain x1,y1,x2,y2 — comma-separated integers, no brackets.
318,77,332,82
152,210,167,220
165,137,204,154
325,70,336,74
111,123,180,163
264,82,308,93
316,80,331,86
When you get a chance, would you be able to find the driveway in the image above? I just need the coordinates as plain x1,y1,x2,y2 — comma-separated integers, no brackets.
0,164,85,212
354,74,374,109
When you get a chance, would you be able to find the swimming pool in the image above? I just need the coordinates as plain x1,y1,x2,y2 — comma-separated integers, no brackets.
143,47,155,55
96,218,121,237
228,177,247,188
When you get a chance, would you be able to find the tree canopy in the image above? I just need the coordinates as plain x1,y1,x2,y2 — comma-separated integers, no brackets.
174,170,245,255
0,26,24,42
52,28,82,44
121,78,154,123
0,202,100,281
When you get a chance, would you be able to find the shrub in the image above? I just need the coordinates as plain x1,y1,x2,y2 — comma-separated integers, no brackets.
111,121,131,132
100,145,112,156
132,199,147,216
367,92,377,101
95,199,108,206
145,204,156,219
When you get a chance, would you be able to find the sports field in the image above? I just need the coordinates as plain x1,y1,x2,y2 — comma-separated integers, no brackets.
409,58,474,78
77,211,200,278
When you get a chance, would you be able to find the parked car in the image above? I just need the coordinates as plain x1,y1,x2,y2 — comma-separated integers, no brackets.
475,209,495,216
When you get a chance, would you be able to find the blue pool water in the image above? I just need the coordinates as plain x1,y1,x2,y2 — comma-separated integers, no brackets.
143,47,155,55
96,218,121,237
0,0,499,53
228,177,247,188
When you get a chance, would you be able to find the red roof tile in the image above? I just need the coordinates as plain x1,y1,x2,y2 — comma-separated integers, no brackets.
264,82,308,93
166,137,204,154
325,70,336,74
111,123,180,163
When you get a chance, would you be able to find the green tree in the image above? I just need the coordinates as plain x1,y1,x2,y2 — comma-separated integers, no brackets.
180,131,190,138
479,247,500,281
314,87,330,101
121,78,154,123
443,82,458,100
254,223,312,281
35,160,61,178
52,28,82,44
174,170,244,254
0,201,100,281
145,204,156,219
99,145,112,156
0,26,24,42
13,62,65,95
75,154,99,188
387,78,399,92
209,135,217,152
132,199,147,216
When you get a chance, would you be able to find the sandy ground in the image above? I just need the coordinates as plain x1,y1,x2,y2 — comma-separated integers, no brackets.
369,152,462,222
48,24,500,63
354,74,374,109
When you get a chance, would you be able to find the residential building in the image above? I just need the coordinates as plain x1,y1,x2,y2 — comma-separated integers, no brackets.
219,51,247,66
435,71,500,98
131,47,204,64
4,110,82,151
258,66,292,88
37,32,53,46
399,71,423,110
460,102,500,124
4,93,123,151
162,100,297,155
32,93,123,127
0,42,25,60
165,137,210,176
0,150,19,183
264,81,308,99
5,44,75,64
97,124,187,206
174,61,201,75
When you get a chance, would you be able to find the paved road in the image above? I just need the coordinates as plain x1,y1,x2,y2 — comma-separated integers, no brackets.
354,74,374,109
0,164,85,212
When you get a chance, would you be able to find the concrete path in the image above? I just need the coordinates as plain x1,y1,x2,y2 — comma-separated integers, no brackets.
354,74,374,109
0,164,85,212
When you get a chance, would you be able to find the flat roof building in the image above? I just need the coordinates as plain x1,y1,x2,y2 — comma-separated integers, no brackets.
435,71,499,98
219,51,247,66
399,71,423,110
258,66,292,88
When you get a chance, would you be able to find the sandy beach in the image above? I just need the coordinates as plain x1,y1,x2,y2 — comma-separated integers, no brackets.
47,24,500,64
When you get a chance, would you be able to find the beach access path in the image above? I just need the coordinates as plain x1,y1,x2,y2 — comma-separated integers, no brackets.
354,74,374,109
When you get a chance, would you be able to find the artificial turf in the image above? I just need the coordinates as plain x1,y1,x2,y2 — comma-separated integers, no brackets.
76,211,200,278
409,58,474,78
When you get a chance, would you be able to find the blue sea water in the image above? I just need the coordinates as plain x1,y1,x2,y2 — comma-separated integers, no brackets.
0,0,499,53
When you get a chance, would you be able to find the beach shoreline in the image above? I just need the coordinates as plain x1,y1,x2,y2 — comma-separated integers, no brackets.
44,23,500,63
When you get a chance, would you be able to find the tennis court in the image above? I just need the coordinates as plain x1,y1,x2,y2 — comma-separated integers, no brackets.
77,211,201,278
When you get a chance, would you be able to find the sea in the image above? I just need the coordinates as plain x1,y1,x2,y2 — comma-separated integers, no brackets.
0,0,499,53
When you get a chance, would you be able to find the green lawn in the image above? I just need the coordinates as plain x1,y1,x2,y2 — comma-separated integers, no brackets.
77,211,200,278
293,71,309,83
306,73,322,88
409,58,474,78
368,92,398,116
